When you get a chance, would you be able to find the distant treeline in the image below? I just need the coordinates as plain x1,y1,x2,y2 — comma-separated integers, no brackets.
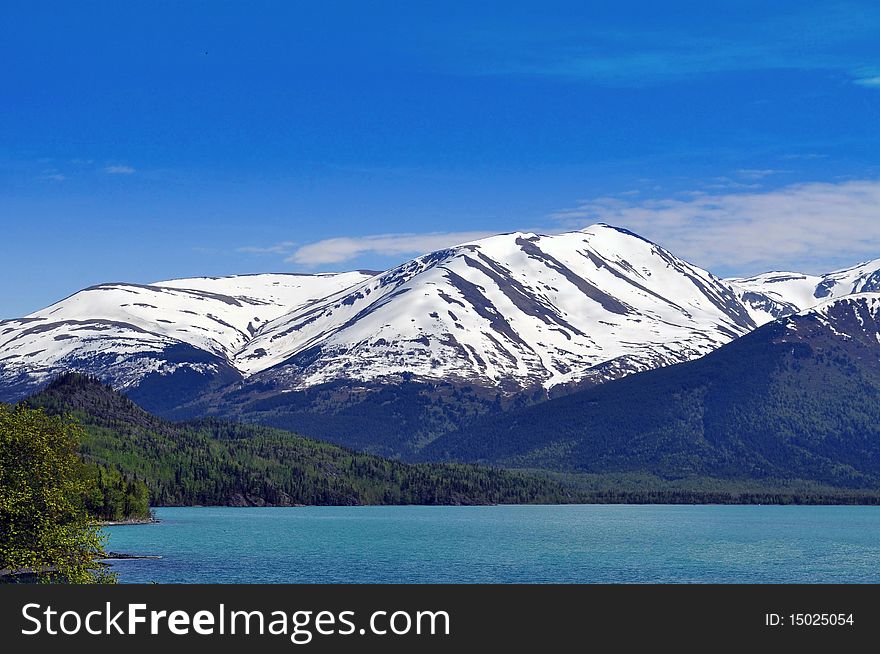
561,490,880,505
26,373,577,507
19,373,880,512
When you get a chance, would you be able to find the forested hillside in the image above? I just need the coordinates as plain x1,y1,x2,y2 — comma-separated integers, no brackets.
426,297,880,493
26,374,576,506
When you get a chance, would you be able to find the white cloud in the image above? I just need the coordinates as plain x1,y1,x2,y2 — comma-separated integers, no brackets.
104,165,136,175
238,241,298,255
702,176,763,191
256,180,880,277
854,75,880,87
287,231,497,266
779,153,828,161
551,179,880,274
735,168,790,180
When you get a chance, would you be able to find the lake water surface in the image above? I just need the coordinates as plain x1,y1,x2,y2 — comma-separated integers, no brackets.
104,505,880,583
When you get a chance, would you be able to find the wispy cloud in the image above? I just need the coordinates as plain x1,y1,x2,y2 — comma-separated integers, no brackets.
854,75,880,87
735,168,790,180
490,46,880,89
286,231,496,266
702,176,763,191
104,165,136,175
39,171,66,182
461,5,880,88
779,153,828,161
551,179,880,274
238,241,298,255
264,180,880,275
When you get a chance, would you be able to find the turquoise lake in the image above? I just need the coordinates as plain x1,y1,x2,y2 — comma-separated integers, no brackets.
104,505,880,583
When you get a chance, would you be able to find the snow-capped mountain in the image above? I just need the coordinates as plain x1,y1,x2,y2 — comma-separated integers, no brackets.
0,225,756,403
239,224,756,392
785,292,880,348
727,258,880,325
4,223,878,412
424,292,880,476
0,272,372,400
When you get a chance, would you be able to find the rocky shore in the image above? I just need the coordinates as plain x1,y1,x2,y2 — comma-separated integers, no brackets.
98,516,159,526
100,552,162,560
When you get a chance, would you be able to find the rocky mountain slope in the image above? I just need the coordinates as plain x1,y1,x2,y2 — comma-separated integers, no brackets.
0,225,758,406
0,272,371,403
237,224,756,393
425,293,880,487
727,258,880,324
3,224,880,462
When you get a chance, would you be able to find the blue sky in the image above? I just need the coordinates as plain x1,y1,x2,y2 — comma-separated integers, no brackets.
2,1,879,317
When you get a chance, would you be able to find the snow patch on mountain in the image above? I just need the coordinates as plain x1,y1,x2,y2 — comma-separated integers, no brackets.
0,272,371,395
777,292,880,346
237,224,756,390
4,224,877,405
727,259,880,325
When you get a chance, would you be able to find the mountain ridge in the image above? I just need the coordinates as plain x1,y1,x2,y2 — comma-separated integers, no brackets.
423,292,880,488
3,224,880,462
727,257,880,324
0,271,372,403
1,224,762,405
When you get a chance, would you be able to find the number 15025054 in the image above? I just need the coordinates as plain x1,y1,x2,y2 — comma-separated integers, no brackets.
765,613,854,627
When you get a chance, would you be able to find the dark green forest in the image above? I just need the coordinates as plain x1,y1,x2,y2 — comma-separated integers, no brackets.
20,370,880,508
162,377,533,458
25,374,576,508
426,317,880,496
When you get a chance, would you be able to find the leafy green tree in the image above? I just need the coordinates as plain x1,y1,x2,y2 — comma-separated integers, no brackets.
0,405,113,583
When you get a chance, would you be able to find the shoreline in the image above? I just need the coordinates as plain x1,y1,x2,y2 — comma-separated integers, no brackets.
100,552,162,560
137,501,880,510
98,517,160,526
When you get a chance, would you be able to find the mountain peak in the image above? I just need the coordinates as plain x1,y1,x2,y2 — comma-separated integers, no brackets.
728,258,880,326
232,222,755,391
6,224,872,411
0,224,760,403
580,222,652,241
